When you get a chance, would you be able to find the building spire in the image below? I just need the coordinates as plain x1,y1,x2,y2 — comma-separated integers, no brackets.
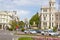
49,0,56,8
49,0,55,2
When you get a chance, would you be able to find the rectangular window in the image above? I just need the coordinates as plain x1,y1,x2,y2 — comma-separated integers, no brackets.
44,17,46,20
50,17,51,20
56,14,58,16
52,17,54,20
52,4,54,6
43,22,47,27
52,23,53,27
43,9,47,12
50,4,51,7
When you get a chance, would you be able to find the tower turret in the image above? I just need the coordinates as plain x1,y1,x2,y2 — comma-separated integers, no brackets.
49,0,56,12
49,0,56,8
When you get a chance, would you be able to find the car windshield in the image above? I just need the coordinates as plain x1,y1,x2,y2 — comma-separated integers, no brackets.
44,30,48,32
44,30,53,32
30,29,36,31
49,31,53,32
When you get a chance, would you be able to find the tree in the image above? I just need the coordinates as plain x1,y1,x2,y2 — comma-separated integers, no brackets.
8,20,25,31
9,20,18,31
29,12,40,27
18,21,25,28
53,26,58,32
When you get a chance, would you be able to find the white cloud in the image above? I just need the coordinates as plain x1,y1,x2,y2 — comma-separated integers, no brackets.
0,0,49,10
17,10,30,20
12,0,49,6
17,10,30,15
0,0,52,21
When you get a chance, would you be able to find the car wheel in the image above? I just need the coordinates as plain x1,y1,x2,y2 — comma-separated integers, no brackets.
30,32,32,34
49,34,51,36
42,33,44,35
25,32,27,34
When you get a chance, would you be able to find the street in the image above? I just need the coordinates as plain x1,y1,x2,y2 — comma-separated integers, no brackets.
0,30,17,40
0,30,60,40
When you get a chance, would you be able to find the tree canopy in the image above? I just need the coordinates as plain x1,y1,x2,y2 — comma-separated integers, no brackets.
9,20,25,31
9,20,18,30
18,21,25,27
29,12,40,27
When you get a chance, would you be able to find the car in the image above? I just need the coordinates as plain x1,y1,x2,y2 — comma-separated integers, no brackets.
24,29,37,34
48,31,59,36
41,30,45,35
24,30,30,34
35,30,42,33
29,29,37,34
43,29,60,36
41,29,53,35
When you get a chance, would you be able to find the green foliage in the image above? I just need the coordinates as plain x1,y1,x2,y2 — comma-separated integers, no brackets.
7,27,13,31
18,37,33,40
9,20,25,31
29,12,40,26
49,26,51,29
21,28,25,32
9,20,18,31
18,21,25,27
53,26,58,32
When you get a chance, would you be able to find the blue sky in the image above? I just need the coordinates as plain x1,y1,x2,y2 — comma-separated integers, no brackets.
0,0,59,21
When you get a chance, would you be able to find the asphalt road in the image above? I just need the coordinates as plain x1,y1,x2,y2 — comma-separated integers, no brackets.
1,30,60,40
0,30,17,40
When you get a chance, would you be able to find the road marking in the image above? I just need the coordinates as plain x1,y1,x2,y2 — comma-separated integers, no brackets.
12,38,14,40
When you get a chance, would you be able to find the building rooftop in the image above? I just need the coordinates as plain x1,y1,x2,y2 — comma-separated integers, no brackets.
41,6,49,9
49,0,55,2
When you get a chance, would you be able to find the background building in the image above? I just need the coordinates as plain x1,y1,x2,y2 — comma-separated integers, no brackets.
40,0,60,30
0,11,18,30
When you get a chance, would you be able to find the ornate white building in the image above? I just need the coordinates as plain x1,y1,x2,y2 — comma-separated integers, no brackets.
0,11,19,30
40,0,60,30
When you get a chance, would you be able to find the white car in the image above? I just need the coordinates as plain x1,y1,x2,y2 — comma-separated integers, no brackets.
24,29,37,34
41,31,45,35
41,30,49,35
29,30,37,34
48,31,59,36
24,30,29,34
41,29,53,35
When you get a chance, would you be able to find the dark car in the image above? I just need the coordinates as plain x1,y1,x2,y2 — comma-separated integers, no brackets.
35,30,41,33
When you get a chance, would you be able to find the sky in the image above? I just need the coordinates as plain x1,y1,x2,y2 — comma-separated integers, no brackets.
0,0,59,21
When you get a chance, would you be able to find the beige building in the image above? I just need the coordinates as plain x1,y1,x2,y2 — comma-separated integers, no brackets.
0,11,19,30
40,0,60,30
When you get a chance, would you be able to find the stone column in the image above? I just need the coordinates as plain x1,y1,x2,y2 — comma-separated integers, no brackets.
2,24,3,30
47,14,49,29
58,23,59,29
41,22,44,29
54,22,55,27
51,14,52,29
4,24,6,30
47,22,49,29
41,14,44,29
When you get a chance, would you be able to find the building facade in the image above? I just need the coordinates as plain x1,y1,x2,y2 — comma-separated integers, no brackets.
40,0,60,30
0,11,18,30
